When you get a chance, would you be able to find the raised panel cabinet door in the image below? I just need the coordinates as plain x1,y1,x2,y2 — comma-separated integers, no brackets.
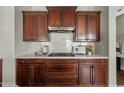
17,65,31,86
31,64,46,85
0,60,2,87
48,9,61,26
23,12,37,41
75,13,88,41
79,64,92,86
87,13,100,41
93,64,108,86
62,9,75,27
35,13,48,41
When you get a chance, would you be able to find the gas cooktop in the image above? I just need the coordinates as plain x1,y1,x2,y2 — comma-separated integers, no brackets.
48,52,75,57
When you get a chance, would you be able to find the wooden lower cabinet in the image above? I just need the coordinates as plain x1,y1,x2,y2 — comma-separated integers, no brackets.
16,59,46,86
46,59,78,85
79,59,108,87
16,59,108,87
17,65,31,86
0,59,2,87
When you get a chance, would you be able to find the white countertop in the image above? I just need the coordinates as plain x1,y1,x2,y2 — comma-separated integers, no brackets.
16,53,109,59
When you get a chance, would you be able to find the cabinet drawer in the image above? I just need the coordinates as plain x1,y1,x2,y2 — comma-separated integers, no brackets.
46,59,78,64
80,59,108,65
58,72,77,78
17,59,46,64
47,72,77,78
47,65,77,72
47,78,77,85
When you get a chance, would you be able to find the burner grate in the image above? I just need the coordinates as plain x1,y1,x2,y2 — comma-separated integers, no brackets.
48,53,75,57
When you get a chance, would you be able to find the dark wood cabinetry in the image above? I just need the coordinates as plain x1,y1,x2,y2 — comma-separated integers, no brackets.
46,59,78,85
16,59,108,87
75,12,100,41
23,11,48,41
47,7,76,27
0,59,2,87
79,59,108,86
16,59,46,86
16,59,78,86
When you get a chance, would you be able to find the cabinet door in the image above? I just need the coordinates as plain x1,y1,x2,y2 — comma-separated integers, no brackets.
17,65,31,86
79,64,92,86
75,13,88,41
93,63,107,86
48,9,61,26
0,60,2,87
62,9,75,27
87,13,100,41
35,13,48,41
75,12,100,42
23,12,48,41
31,64,46,85
23,13,37,41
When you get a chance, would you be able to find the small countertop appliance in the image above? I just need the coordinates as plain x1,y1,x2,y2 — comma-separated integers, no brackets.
73,46,86,55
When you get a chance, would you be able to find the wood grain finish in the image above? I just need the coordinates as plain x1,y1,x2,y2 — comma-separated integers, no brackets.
88,13,100,41
79,59,108,87
62,9,76,27
47,7,76,27
16,59,108,87
75,12,100,42
16,59,46,86
16,65,31,86
31,64,46,86
48,8,61,27
0,59,2,87
76,13,87,41
79,64,92,86
23,12,48,41
46,59,78,85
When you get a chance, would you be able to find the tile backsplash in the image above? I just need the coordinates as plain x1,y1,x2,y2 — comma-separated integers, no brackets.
49,32,73,53
36,32,95,53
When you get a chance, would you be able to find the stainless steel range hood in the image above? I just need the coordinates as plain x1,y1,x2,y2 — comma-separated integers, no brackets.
48,27,75,33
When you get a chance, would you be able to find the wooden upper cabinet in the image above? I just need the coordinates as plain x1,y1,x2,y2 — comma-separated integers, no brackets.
47,8,61,26
47,7,76,27
62,8,76,27
75,13,87,41
75,12,101,42
88,13,100,41
23,11,48,41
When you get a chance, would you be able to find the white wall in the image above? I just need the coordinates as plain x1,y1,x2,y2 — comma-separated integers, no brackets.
109,6,120,86
0,6,15,86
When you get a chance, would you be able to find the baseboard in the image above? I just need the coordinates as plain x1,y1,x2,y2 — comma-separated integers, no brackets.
2,82,17,87
108,84,117,87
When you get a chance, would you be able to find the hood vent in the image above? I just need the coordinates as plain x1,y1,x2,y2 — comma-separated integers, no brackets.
48,27,75,33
